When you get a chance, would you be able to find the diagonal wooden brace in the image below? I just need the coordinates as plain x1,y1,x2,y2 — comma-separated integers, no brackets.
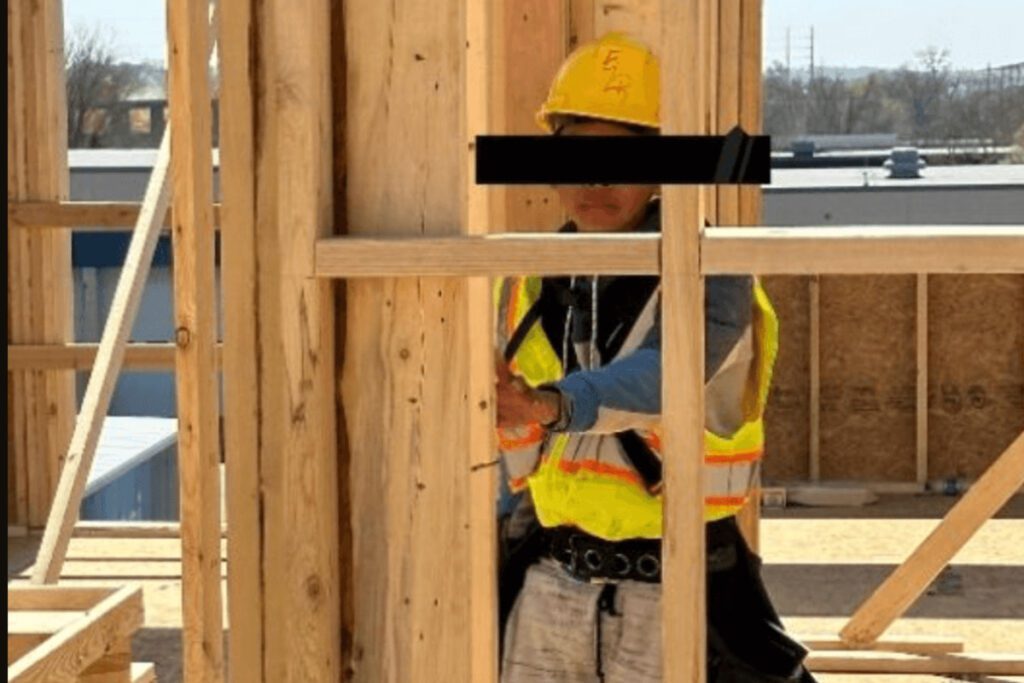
839,430,1024,646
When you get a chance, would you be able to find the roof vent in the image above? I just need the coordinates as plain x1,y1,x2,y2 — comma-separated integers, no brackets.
884,147,926,178
791,139,816,159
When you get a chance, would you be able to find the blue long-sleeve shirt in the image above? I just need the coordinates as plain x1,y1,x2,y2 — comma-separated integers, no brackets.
550,207,752,433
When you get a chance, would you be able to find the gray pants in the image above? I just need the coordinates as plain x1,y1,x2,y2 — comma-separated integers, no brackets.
501,559,662,683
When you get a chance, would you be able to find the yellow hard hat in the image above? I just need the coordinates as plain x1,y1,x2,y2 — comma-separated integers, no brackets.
536,32,660,133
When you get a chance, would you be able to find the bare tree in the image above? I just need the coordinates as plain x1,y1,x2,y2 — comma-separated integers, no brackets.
65,25,144,148
887,47,958,142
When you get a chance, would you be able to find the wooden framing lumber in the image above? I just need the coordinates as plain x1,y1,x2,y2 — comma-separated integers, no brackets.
8,342,224,371
8,201,222,229
467,1,499,681
702,226,1024,274
216,0,263,678
809,275,821,481
71,521,227,538
7,0,76,529
805,651,1024,676
8,585,117,611
167,0,224,679
315,226,1024,279
316,233,661,276
660,0,708,681
916,273,929,485
7,584,144,683
30,133,172,585
840,429,1024,646
254,0,340,680
799,635,964,655
342,0,480,678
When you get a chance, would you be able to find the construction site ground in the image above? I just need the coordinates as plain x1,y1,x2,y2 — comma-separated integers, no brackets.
8,492,1023,683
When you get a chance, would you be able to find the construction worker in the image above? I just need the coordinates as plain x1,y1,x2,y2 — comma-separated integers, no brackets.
495,33,816,683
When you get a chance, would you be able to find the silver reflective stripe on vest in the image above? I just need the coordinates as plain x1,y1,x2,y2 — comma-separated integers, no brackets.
704,458,760,500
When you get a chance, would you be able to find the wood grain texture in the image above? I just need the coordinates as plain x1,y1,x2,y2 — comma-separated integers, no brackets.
799,635,964,655
916,274,928,484
929,275,1024,479
806,651,1024,675
660,0,707,681
167,0,224,679
316,233,660,276
316,228,1024,278
254,1,341,681
30,136,172,586
215,0,264,679
596,0,659,48
840,430,1024,645
7,0,76,529
701,226,1024,274
501,0,564,232
8,201,222,229
467,1,499,681
8,343,223,370
809,276,821,481
7,585,143,683
341,0,476,679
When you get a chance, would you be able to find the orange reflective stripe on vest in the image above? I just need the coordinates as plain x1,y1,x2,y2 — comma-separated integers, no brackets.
495,275,779,538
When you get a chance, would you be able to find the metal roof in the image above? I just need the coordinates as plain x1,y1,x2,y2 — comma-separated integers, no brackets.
767,163,1024,191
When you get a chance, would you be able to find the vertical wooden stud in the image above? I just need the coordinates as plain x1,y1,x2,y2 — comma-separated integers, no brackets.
467,3,499,681
217,0,264,679
167,0,224,679
916,274,929,485
7,0,76,529
661,0,708,681
809,275,822,481
255,0,341,681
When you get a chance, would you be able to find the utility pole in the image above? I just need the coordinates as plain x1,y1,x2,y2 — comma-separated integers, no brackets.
786,26,791,75
809,26,815,82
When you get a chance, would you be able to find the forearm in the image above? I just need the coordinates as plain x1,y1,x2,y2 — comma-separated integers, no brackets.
551,275,753,433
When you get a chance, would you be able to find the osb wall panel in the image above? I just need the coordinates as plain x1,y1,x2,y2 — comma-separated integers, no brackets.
929,274,1024,479
818,275,918,481
761,276,810,480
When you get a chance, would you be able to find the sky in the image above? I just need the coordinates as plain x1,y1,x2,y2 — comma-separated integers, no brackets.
65,0,1024,71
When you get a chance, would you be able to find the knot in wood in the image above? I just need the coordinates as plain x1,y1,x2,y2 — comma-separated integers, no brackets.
305,573,323,600
175,326,192,348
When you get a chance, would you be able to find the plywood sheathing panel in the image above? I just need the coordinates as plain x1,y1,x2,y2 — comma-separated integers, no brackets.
929,275,1024,479
761,276,811,480
819,275,918,481
342,0,474,679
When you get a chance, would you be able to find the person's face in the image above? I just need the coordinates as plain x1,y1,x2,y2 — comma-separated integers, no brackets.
554,120,657,233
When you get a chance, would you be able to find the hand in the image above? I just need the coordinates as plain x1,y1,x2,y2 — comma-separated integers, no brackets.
495,352,560,429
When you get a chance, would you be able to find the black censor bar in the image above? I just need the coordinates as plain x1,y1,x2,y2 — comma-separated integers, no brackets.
475,126,770,185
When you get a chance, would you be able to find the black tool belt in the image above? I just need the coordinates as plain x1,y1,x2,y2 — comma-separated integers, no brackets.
545,519,741,584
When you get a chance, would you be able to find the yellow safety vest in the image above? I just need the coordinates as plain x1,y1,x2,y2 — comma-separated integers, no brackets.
495,275,779,540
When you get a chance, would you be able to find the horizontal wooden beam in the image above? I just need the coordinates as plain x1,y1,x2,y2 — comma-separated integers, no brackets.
799,635,963,655
7,584,144,682
316,233,661,277
71,521,228,538
8,585,117,611
8,201,222,230
702,225,1024,274
806,651,1024,675
8,343,224,371
314,226,1024,278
